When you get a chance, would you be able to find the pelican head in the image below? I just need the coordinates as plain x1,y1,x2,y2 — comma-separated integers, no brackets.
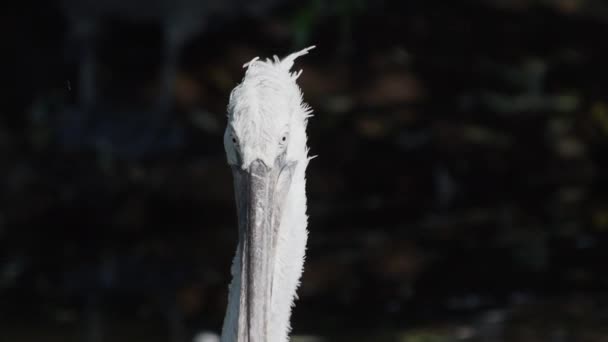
221,46,314,342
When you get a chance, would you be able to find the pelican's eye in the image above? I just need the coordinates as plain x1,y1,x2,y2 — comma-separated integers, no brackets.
229,132,242,165
279,132,288,150
231,132,241,157
231,132,239,147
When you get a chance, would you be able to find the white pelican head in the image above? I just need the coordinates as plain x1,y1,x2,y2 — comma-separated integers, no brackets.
221,46,315,342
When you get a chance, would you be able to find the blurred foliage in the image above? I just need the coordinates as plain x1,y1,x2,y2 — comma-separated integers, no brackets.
291,0,367,49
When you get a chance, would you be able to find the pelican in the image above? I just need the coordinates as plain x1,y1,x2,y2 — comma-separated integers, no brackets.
220,46,315,342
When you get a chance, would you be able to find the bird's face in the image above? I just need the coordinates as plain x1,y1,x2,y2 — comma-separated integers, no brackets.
223,54,310,340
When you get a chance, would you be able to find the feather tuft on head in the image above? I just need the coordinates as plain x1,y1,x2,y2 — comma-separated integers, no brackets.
242,56,260,68
226,46,315,169
241,46,315,72
279,46,315,71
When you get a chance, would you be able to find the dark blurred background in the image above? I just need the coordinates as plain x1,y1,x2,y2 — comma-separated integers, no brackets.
2,0,608,341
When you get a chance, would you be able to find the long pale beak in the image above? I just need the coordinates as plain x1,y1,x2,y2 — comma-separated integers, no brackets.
232,156,296,341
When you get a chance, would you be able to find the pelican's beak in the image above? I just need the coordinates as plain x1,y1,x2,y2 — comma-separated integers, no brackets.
232,156,296,341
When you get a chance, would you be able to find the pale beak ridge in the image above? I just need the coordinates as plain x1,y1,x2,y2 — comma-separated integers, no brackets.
232,157,296,341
